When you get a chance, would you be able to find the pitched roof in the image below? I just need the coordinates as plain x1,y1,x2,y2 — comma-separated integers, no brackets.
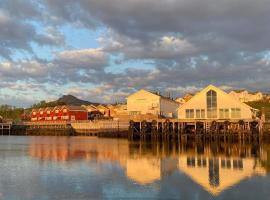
62,105,87,111
179,84,257,111
135,89,179,104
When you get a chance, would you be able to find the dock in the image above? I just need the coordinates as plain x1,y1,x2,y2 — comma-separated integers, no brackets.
0,123,12,135
128,118,266,142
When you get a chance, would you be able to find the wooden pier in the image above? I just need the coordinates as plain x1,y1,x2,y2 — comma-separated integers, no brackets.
22,120,129,136
0,123,11,135
128,119,264,142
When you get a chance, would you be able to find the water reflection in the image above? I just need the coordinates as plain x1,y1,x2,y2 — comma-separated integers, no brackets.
28,136,270,196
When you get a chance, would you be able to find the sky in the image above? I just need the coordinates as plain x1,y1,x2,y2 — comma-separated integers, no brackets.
0,0,270,107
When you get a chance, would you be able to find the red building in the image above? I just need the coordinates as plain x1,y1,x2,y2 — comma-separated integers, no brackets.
31,106,88,122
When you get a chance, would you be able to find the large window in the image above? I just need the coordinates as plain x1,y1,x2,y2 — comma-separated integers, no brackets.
207,90,217,118
186,109,194,118
231,108,241,118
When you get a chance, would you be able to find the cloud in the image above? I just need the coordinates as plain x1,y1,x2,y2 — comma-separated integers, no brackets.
56,48,108,69
1,0,270,106
0,7,64,59
99,32,197,60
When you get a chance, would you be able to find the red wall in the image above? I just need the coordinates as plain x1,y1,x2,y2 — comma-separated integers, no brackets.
31,108,88,121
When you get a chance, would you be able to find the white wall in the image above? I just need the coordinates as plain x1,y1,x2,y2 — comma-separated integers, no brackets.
160,98,179,118
127,90,160,115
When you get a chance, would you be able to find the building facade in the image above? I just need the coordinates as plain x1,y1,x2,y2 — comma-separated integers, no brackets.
31,105,88,121
229,90,263,102
127,89,179,118
178,85,257,121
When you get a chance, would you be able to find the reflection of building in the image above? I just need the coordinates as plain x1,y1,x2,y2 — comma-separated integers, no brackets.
127,89,179,118
178,155,266,195
229,90,263,102
178,85,257,120
126,157,178,185
126,158,161,184
29,137,129,164
28,137,270,196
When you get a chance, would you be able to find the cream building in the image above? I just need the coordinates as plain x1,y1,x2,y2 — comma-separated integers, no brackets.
229,90,263,102
178,85,257,120
127,89,180,118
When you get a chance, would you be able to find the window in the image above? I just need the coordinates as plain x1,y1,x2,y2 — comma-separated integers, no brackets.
219,108,230,119
186,109,194,118
129,111,141,115
63,109,67,113
207,90,217,118
55,110,59,114
33,112,36,115
196,109,200,118
47,111,50,114
196,109,205,119
201,109,205,118
231,108,241,118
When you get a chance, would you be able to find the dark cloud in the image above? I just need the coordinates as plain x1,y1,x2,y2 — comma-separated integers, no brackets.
1,0,270,106
44,0,270,51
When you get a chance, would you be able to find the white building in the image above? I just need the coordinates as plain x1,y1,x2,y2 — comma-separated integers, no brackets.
229,90,263,102
127,89,179,118
178,85,257,121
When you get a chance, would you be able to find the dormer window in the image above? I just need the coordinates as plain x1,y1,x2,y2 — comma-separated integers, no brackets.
47,111,50,114
63,109,67,113
55,110,59,114
33,112,36,115
40,111,43,114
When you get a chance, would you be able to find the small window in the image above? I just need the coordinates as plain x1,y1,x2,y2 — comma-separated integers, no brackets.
186,109,194,118
63,109,67,113
231,108,241,118
196,109,201,118
201,109,205,118
195,109,205,119
55,110,59,114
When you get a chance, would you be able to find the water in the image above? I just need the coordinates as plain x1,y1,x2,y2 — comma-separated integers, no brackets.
0,136,270,200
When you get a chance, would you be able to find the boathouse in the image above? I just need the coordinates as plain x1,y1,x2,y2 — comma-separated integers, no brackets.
127,89,179,118
31,105,88,121
178,85,258,121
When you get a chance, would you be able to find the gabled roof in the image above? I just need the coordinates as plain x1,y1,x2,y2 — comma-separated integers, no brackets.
129,89,179,104
230,89,247,93
178,84,257,111
97,104,109,109
61,105,87,111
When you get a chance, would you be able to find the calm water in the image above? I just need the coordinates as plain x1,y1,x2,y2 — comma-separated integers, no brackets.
0,136,270,200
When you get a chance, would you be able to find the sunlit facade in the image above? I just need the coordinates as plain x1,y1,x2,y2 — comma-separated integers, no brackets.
178,85,257,120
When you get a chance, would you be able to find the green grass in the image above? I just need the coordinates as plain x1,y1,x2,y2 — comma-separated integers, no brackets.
246,101,270,111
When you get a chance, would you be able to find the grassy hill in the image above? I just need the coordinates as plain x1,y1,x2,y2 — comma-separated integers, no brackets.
246,101,270,110
246,101,270,120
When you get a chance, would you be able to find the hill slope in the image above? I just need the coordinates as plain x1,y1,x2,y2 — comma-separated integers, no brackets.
31,95,99,108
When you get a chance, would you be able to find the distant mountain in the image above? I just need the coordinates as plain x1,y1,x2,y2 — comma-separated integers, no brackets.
57,95,98,106
31,95,99,108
